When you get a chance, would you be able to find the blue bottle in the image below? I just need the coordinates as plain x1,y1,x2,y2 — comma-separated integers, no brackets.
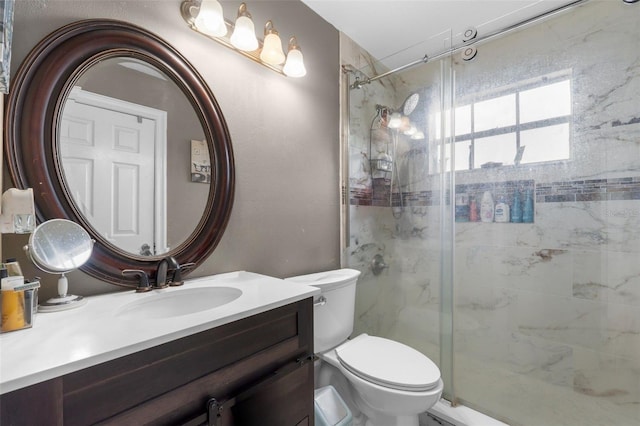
522,189,534,223
511,190,522,223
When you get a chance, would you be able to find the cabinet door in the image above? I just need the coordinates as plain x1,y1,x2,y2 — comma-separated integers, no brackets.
227,356,314,426
0,379,63,425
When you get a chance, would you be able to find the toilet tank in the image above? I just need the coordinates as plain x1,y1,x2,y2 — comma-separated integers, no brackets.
285,268,361,353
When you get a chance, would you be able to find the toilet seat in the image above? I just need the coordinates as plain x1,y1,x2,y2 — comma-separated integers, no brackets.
335,334,441,392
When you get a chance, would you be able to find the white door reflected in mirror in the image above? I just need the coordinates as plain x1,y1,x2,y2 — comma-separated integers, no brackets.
60,87,168,256
57,57,209,259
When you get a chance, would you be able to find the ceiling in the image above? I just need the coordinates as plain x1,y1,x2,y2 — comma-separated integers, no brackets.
301,0,578,71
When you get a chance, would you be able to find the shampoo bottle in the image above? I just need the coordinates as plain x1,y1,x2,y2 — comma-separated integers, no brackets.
511,190,523,223
494,196,510,223
522,189,534,223
480,191,494,223
469,196,479,222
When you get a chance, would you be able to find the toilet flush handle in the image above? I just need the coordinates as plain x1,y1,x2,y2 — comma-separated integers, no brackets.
314,296,327,307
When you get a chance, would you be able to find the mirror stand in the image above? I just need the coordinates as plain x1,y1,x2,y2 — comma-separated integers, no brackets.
38,273,87,313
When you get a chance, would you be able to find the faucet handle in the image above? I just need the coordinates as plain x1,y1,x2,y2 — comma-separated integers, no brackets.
169,261,196,287
122,269,151,292
161,256,182,286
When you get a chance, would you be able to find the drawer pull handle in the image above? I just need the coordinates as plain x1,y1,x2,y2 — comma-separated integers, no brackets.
207,398,223,426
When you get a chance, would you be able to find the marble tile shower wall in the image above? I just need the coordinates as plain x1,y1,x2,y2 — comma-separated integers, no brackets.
344,2,639,424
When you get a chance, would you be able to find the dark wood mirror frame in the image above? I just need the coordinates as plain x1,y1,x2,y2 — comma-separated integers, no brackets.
4,19,235,287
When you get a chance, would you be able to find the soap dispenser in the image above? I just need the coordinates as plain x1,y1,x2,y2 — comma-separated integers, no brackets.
522,189,534,223
480,191,494,223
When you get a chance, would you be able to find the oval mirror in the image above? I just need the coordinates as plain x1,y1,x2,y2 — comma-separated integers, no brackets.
25,219,94,312
5,20,235,287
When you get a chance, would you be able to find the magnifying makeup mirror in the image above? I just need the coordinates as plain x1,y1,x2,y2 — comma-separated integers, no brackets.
24,219,94,312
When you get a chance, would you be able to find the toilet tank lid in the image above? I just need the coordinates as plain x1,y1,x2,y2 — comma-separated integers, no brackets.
285,268,361,290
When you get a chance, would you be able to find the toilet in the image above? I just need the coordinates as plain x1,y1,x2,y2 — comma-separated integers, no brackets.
286,268,443,426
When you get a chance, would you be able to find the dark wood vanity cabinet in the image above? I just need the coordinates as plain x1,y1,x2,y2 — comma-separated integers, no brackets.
0,299,314,426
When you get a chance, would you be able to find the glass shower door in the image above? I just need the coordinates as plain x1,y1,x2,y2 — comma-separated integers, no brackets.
343,33,456,399
450,1,640,424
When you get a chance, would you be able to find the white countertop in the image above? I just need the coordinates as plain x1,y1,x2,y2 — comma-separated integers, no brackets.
0,271,319,394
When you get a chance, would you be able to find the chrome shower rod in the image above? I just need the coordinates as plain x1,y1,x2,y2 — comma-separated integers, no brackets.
350,0,591,90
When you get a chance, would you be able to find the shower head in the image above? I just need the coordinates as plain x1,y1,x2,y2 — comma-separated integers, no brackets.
401,92,420,116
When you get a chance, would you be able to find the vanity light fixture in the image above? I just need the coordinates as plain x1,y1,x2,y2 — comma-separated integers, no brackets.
181,0,307,77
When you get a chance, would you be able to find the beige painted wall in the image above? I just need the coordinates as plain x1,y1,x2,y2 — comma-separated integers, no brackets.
3,0,341,300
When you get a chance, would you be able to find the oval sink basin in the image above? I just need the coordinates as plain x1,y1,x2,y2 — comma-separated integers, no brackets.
117,287,242,319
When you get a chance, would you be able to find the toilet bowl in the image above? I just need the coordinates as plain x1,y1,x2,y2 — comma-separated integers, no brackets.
286,269,443,426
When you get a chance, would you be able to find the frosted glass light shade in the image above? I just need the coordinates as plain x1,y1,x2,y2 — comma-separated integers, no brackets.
194,0,226,37
283,49,306,77
283,37,306,77
231,15,259,51
260,33,286,65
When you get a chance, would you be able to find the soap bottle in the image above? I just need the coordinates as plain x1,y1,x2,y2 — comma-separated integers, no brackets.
469,196,479,222
455,193,470,222
480,191,494,223
522,189,534,223
511,190,523,223
494,196,510,223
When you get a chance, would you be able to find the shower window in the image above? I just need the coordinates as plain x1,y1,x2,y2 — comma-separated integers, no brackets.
433,73,572,172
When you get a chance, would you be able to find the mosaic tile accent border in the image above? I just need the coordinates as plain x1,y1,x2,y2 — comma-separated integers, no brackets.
350,176,640,206
536,177,640,203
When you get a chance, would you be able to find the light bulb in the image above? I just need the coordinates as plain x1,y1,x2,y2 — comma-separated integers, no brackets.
260,21,285,65
283,36,306,77
388,112,402,129
194,0,226,37
230,3,258,51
